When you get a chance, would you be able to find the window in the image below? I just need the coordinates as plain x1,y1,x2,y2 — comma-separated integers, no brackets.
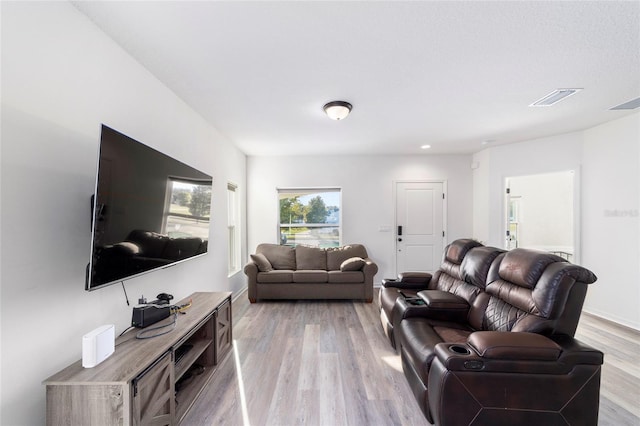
278,188,341,248
227,182,240,275
163,178,211,239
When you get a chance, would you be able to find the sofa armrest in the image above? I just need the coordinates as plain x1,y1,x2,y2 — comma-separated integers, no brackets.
381,280,426,290
391,297,430,325
418,290,468,309
361,258,378,302
390,290,470,326
398,271,432,284
411,290,470,322
428,333,603,426
434,332,603,374
381,272,432,289
362,257,378,276
243,261,258,302
243,261,258,277
468,331,561,360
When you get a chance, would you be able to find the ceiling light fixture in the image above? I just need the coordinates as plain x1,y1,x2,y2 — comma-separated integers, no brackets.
530,88,583,107
421,144,431,150
323,101,352,120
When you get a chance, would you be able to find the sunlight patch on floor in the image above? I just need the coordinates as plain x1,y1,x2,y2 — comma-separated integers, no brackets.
233,339,251,426
382,354,403,372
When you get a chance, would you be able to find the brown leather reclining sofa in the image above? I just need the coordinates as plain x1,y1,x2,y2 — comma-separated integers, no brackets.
379,239,603,425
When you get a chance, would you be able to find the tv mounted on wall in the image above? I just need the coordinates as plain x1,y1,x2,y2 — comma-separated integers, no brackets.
86,125,212,291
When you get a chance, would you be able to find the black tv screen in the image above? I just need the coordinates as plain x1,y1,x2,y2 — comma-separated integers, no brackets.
86,125,212,291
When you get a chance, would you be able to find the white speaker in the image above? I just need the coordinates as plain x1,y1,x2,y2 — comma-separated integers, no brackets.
82,324,115,368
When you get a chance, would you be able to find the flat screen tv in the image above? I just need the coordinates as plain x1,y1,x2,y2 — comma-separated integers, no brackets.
86,125,212,291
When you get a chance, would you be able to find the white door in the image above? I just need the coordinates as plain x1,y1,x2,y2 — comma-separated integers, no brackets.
395,181,444,275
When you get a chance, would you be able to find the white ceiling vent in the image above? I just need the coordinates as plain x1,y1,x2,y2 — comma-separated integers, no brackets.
530,89,583,107
610,97,640,110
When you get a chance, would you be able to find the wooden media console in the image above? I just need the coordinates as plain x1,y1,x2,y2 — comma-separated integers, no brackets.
43,292,232,425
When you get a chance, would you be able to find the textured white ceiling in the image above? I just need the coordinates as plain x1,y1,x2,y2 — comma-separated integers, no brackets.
73,1,640,156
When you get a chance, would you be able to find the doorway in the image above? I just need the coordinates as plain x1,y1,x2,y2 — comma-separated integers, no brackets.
505,171,576,261
395,181,445,275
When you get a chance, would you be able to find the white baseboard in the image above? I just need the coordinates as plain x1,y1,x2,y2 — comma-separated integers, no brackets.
582,308,640,332
232,286,248,303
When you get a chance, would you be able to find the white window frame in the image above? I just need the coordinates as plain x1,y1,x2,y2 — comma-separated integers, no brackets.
277,187,342,248
227,182,240,276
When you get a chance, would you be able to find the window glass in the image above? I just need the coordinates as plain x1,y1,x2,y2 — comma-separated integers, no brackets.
278,188,341,247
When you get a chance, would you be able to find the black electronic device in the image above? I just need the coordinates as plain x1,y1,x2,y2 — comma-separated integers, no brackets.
86,125,213,291
132,305,171,328
156,293,174,304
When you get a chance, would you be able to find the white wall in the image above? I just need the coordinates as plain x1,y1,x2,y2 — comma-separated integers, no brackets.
472,132,584,247
473,112,640,330
247,154,473,281
0,3,246,424
472,149,492,245
581,113,640,329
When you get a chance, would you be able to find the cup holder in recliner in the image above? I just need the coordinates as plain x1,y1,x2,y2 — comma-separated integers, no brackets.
448,344,471,355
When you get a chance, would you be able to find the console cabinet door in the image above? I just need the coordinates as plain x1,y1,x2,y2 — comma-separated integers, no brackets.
216,299,232,362
132,350,175,426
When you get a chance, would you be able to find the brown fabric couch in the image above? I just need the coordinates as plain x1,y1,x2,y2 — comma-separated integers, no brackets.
244,243,378,302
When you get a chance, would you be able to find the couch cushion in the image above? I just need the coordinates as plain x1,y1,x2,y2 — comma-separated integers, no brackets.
250,253,273,272
328,270,364,283
340,257,365,271
326,244,368,270
497,248,564,289
461,246,504,290
256,270,293,283
257,243,296,270
292,270,328,283
444,239,483,264
163,237,204,260
295,245,327,270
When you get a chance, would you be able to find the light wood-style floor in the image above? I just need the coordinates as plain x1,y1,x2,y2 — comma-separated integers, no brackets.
574,313,640,425
182,294,640,426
